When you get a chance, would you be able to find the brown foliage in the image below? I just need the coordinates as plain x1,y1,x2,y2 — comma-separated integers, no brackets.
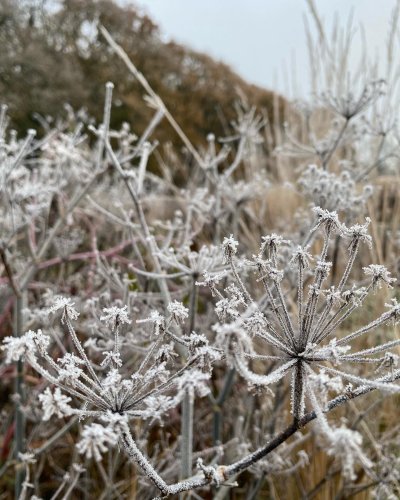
0,0,279,146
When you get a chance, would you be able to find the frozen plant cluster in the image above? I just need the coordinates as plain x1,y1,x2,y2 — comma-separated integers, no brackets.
2,297,224,496
206,208,400,481
3,206,400,497
298,164,373,216
1,6,400,499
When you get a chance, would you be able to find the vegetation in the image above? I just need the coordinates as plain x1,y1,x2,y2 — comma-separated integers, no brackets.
1,1,400,499
0,0,278,147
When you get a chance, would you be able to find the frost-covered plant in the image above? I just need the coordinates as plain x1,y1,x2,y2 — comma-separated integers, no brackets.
2,6,400,498
2,297,223,496
298,164,373,216
274,0,400,203
205,207,400,477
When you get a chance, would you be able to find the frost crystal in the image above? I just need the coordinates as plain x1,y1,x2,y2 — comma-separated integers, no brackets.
57,353,84,383
363,264,395,289
260,234,290,255
345,218,372,249
298,165,372,214
1,330,49,363
327,426,373,481
222,234,239,263
289,245,313,268
47,296,80,323
100,305,131,329
136,310,166,335
76,423,118,461
101,350,123,367
102,368,122,392
38,387,72,421
311,207,344,234
175,370,211,398
167,300,189,324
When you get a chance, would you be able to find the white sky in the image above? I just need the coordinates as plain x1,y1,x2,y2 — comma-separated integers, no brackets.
131,0,396,97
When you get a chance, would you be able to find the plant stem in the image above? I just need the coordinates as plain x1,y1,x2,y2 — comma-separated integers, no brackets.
213,368,236,445
181,388,194,480
14,294,25,498
181,276,198,481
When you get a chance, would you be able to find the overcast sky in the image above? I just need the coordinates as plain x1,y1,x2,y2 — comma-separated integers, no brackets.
132,0,396,98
